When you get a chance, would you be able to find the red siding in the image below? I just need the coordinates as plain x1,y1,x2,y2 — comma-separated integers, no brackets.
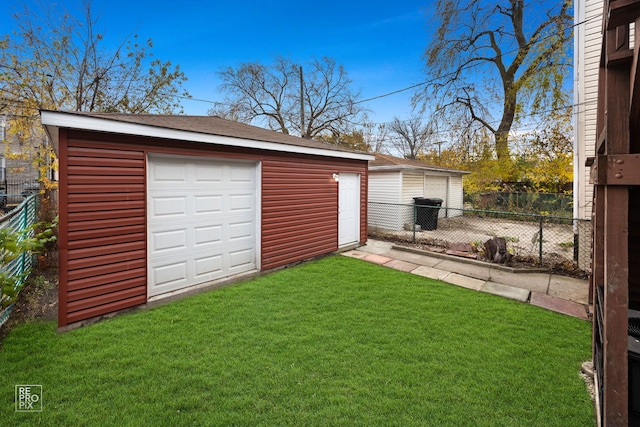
58,130,368,327
261,157,367,270
262,159,338,270
59,139,147,326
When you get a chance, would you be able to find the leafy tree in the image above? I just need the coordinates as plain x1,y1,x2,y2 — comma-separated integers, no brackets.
211,56,368,139
0,1,189,183
516,111,573,192
415,0,572,162
317,129,371,152
387,116,434,160
0,216,57,309
418,146,464,168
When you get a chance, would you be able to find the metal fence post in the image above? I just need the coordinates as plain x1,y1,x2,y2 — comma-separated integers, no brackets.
539,215,543,264
573,219,579,262
19,198,27,285
412,204,417,243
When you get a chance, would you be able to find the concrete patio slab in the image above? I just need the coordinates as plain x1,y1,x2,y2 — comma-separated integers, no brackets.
481,281,531,302
383,248,443,268
435,259,492,281
488,269,550,294
384,259,419,273
530,292,589,320
442,273,485,291
548,276,589,305
341,250,369,259
363,254,393,265
341,240,590,319
411,266,451,281
359,240,394,255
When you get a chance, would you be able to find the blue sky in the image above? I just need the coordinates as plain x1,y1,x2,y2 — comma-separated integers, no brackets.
2,1,434,125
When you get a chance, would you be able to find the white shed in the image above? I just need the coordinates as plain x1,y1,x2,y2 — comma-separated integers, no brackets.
368,153,469,231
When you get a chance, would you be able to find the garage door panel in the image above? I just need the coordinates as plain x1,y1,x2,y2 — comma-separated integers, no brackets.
229,248,254,270
230,194,254,212
194,225,222,245
153,228,188,252
195,164,223,182
230,166,254,182
152,162,188,182
152,196,188,217
153,262,188,287
194,255,223,277
229,221,254,240
148,155,258,297
195,195,223,214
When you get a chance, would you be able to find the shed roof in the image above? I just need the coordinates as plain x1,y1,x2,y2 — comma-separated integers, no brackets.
40,110,374,161
369,153,469,174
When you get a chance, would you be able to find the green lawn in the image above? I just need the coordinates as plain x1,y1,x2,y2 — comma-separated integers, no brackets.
0,255,594,426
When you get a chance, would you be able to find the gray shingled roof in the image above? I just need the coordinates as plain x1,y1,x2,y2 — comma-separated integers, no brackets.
45,111,366,155
369,152,469,174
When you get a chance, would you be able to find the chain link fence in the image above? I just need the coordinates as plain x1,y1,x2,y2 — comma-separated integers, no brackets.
0,194,38,326
0,179,40,208
465,191,573,217
368,201,591,276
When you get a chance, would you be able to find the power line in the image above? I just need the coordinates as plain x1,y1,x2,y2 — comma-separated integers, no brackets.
142,12,601,112
0,11,603,131
354,13,601,107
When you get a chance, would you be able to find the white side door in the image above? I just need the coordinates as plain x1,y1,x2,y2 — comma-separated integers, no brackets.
338,173,360,247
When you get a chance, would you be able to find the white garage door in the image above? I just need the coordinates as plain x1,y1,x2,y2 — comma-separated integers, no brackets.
424,175,448,218
147,155,258,297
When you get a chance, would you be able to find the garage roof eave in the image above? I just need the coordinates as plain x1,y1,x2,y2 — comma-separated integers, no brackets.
40,110,375,162
369,165,470,174
43,123,60,154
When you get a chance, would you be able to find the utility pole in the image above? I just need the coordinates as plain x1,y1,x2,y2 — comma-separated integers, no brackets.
435,141,443,164
299,66,305,138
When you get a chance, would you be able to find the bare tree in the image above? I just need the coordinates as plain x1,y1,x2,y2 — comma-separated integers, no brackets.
362,122,389,153
415,0,572,161
0,1,189,135
211,56,368,139
387,116,434,159
0,1,189,185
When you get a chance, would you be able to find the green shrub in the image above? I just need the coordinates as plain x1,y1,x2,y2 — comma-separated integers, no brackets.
0,217,57,309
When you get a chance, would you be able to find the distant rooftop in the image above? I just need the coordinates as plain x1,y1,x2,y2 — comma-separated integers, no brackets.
369,152,469,174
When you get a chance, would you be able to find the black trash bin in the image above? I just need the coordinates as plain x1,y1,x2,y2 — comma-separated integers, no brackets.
413,197,443,230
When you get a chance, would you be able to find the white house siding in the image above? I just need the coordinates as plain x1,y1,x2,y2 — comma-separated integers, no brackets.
574,0,602,270
574,0,601,221
368,171,404,230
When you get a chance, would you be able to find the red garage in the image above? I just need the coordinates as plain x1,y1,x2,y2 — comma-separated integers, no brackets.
41,111,373,329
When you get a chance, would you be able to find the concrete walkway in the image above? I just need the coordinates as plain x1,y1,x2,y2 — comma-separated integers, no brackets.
342,239,591,321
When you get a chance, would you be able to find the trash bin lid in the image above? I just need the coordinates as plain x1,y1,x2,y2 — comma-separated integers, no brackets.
423,198,443,206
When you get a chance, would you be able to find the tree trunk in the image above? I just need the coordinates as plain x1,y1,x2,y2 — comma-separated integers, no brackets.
494,85,517,161
494,128,510,161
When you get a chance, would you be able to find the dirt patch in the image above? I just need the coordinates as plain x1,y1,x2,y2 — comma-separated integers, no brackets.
0,268,58,343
